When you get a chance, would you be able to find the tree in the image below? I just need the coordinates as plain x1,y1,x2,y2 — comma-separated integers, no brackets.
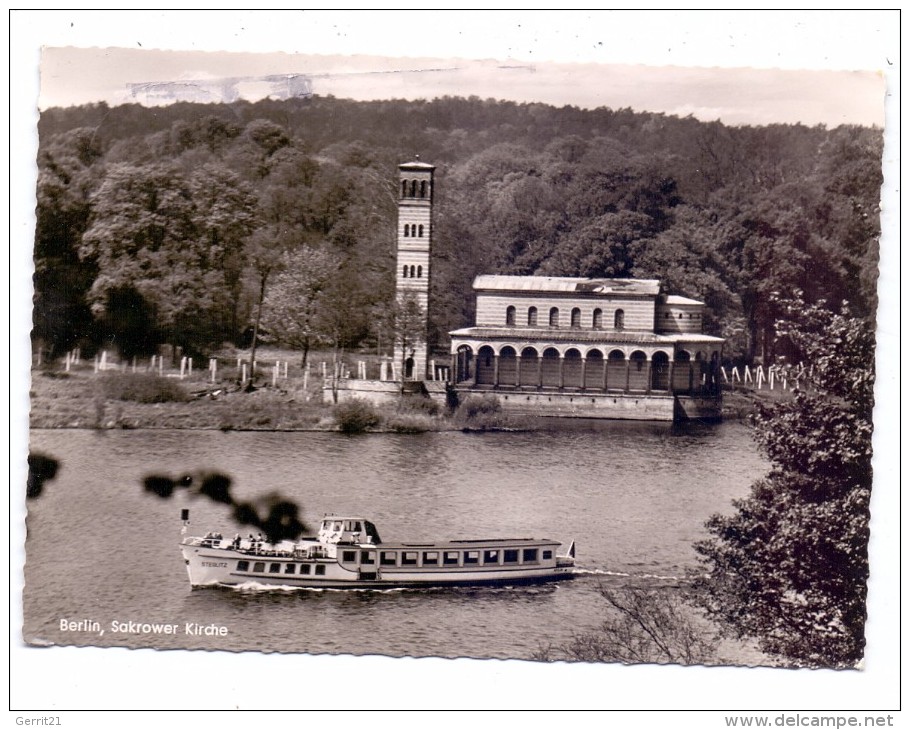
535,585,719,665
260,247,341,367
188,163,257,342
33,129,103,353
694,296,874,667
79,161,257,356
79,162,202,354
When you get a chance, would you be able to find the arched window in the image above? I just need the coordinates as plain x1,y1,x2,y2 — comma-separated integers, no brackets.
571,308,581,328
614,309,625,330
549,307,559,327
410,180,417,197
419,180,427,198
403,225,410,237
402,265,408,278
410,265,416,278
506,306,516,326
417,265,423,278
401,180,408,198
528,307,538,327
418,224,424,237
593,308,603,329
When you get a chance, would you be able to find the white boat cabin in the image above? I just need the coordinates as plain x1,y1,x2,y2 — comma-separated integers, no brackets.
317,516,382,545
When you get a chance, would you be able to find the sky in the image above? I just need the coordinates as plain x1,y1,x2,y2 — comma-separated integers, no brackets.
9,9,902,721
33,14,889,127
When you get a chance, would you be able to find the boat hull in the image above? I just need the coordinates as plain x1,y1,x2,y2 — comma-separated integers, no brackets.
181,543,575,590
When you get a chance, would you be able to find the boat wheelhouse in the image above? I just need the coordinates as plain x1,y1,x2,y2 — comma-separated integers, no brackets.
180,515,576,589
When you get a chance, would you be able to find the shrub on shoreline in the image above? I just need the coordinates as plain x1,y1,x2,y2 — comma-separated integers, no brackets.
333,398,381,434
382,412,436,434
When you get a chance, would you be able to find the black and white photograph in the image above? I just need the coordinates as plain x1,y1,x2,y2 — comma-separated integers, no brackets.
11,9,899,719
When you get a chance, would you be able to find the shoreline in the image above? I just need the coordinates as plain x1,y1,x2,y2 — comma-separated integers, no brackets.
28,365,766,433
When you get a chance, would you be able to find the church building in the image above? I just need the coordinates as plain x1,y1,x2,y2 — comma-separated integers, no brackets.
335,159,724,420
448,275,724,420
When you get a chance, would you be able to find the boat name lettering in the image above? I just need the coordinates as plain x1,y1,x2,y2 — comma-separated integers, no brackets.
201,561,228,568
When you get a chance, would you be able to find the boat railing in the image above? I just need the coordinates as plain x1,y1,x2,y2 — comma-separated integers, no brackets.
295,545,328,560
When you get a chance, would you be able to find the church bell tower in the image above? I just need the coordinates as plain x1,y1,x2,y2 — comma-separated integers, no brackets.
394,159,434,379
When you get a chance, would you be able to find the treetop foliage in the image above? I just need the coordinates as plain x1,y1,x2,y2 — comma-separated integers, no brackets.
34,95,882,364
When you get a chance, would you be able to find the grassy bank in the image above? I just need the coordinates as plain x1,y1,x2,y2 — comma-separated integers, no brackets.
27,361,528,434
29,353,774,432
29,366,330,431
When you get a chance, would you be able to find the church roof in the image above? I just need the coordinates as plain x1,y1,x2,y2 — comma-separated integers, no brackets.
399,160,436,170
663,295,704,306
473,275,661,296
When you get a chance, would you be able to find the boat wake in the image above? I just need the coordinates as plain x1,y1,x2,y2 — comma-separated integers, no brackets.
220,581,561,596
572,567,685,582
228,581,436,594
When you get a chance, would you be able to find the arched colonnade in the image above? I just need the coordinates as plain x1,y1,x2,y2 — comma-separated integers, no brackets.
452,343,720,395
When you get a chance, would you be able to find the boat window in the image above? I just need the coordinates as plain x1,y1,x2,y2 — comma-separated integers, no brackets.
522,548,538,563
401,552,418,566
342,551,357,563
237,561,250,571
443,551,459,565
380,551,397,566
483,550,500,565
364,521,382,545
300,564,311,575
284,564,296,574
333,521,343,531
542,550,553,560
269,563,281,574
354,522,362,532
315,565,326,576
463,551,480,565
253,562,265,573
422,551,439,566
360,551,375,564
503,549,519,564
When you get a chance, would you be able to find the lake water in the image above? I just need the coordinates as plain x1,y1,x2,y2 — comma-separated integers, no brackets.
24,421,768,662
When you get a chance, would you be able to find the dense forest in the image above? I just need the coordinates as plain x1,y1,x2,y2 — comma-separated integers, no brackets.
34,95,883,365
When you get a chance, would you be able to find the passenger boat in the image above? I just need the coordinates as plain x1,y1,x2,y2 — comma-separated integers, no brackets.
180,514,576,589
